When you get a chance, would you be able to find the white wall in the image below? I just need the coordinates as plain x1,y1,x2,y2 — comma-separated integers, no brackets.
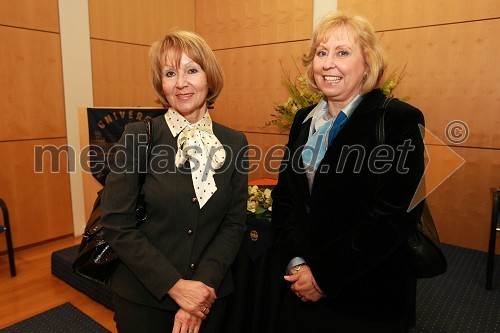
58,0,94,235
313,0,337,27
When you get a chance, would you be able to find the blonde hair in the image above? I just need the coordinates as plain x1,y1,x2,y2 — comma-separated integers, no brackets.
149,30,224,107
303,11,387,95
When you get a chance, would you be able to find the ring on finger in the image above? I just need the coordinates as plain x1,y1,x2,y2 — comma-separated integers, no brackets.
296,292,301,298
202,306,209,314
188,329,194,333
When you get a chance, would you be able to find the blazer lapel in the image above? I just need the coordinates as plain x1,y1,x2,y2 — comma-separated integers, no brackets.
312,91,385,191
321,90,383,155
293,118,313,204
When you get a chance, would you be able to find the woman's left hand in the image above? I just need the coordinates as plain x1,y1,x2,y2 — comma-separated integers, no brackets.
284,265,325,302
172,308,202,333
168,279,216,319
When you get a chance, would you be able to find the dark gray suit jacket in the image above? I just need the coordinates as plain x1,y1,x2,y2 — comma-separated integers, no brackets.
101,115,248,311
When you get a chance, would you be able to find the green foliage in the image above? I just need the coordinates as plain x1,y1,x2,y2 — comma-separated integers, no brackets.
266,67,322,133
381,63,407,98
268,62,407,133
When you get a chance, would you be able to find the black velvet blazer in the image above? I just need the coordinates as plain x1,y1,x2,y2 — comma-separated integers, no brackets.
272,89,425,319
100,115,248,311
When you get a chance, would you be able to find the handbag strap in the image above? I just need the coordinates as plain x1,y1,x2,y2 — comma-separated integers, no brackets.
138,117,153,189
376,99,442,245
375,97,393,145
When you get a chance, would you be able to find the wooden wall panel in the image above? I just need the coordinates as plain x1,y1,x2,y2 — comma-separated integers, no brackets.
89,0,197,108
196,0,313,49
338,0,500,31
378,20,500,149
0,0,59,32
0,1,70,250
244,132,288,181
337,0,500,253
426,146,500,252
91,40,158,107
195,1,313,193
0,26,66,141
211,40,311,133
0,139,73,251
89,0,196,45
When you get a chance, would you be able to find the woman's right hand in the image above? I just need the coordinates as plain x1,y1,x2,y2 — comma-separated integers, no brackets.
284,265,325,302
172,308,202,333
168,279,216,319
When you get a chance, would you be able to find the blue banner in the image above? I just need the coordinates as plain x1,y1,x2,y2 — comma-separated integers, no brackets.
86,108,166,184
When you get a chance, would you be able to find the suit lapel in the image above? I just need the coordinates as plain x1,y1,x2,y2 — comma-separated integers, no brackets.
293,117,313,204
313,90,385,190
321,90,383,155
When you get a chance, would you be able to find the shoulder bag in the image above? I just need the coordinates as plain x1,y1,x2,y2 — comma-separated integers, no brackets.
377,98,447,278
72,117,153,284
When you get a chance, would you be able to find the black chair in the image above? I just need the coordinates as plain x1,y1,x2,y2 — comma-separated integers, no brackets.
486,188,499,290
0,198,16,277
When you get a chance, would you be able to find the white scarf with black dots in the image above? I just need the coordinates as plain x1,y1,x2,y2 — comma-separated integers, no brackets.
165,108,226,208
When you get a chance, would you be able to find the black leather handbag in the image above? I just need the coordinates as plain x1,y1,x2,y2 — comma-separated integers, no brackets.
378,98,447,279
72,118,153,284
406,202,447,278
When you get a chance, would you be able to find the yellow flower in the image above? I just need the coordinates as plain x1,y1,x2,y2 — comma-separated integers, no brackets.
248,185,258,196
268,61,407,133
247,185,273,221
247,200,257,213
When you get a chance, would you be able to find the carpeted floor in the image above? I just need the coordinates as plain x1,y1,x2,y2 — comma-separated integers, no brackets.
0,302,110,333
411,244,500,333
49,243,499,332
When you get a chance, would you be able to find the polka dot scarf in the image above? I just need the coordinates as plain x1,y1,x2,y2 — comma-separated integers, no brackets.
165,108,226,208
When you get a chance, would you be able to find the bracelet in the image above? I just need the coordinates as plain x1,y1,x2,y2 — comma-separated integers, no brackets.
311,276,325,295
286,257,306,274
293,264,304,273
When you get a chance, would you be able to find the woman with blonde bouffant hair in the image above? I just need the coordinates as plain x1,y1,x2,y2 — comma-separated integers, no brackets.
272,11,425,332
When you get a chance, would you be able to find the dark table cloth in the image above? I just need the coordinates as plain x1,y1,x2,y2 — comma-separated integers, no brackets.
223,215,284,333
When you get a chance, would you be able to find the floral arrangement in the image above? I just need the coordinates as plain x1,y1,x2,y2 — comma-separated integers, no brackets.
266,63,323,133
267,63,407,133
381,64,407,99
247,185,273,221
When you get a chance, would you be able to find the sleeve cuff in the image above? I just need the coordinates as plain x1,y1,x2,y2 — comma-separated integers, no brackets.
285,257,306,274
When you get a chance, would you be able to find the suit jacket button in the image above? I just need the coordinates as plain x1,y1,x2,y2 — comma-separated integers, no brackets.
187,229,193,235
191,197,198,203
305,205,311,213
190,263,196,269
